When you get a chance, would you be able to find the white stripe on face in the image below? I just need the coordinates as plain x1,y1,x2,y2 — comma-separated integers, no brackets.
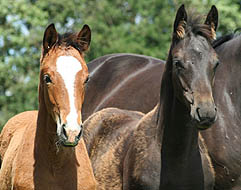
56,56,82,133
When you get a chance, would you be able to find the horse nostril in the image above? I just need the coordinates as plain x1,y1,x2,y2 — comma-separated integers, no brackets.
62,126,68,140
210,116,216,123
76,126,83,140
196,107,201,121
76,130,82,140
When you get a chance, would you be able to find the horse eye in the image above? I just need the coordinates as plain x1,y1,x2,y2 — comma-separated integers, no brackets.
84,76,89,84
44,74,52,84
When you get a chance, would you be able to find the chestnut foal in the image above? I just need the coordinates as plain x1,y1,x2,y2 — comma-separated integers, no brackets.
0,24,96,190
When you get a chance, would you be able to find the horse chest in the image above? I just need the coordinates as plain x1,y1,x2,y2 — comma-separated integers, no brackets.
12,161,82,190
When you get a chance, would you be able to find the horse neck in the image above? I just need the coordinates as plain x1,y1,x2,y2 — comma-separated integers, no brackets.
35,91,76,169
215,34,241,113
158,59,204,190
216,34,241,71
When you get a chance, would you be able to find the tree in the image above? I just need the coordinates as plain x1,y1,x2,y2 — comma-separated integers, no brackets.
0,0,240,130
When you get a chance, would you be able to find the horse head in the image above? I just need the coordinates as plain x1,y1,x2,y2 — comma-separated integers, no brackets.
170,5,219,130
39,24,91,146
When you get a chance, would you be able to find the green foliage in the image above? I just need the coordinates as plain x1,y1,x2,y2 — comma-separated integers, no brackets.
0,0,240,130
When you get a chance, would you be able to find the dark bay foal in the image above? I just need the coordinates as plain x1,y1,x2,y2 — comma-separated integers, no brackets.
84,5,219,190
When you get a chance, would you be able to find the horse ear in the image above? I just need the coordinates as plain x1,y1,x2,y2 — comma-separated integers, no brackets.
77,24,91,52
43,23,58,52
205,5,218,39
174,4,187,39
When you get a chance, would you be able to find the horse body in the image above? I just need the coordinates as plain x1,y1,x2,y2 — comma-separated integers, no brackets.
0,24,96,190
84,5,219,190
201,33,241,189
82,53,164,121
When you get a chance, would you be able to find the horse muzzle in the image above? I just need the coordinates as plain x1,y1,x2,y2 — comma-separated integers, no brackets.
59,123,83,147
190,99,217,130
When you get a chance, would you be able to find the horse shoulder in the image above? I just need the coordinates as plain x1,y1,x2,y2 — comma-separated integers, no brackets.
75,139,97,190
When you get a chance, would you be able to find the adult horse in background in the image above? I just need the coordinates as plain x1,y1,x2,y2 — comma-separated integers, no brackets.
84,5,219,190
82,53,165,121
201,31,241,189
0,24,96,190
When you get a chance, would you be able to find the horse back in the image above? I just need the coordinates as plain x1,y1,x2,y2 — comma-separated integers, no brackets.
83,107,144,190
82,53,165,121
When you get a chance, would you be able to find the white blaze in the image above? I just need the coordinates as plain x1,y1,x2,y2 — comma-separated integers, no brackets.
56,56,82,133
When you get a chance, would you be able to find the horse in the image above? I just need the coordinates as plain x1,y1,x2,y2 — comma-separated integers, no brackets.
82,53,165,121
0,24,97,190
83,5,219,190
